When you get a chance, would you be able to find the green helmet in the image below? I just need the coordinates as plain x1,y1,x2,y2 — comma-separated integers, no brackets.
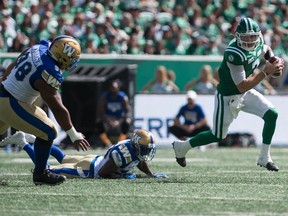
235,17,262,51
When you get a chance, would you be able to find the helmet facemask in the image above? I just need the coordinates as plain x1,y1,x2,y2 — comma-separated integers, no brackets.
136,143,156,162
62,57,79,72
131,129,156,162
235,31,262,51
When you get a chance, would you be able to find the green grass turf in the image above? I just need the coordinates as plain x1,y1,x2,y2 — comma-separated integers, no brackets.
0,146,288,216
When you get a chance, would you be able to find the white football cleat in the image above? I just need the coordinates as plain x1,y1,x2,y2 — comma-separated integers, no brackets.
172,140,192,167
0,131,27,148
257,156,279,172
24,133,36,144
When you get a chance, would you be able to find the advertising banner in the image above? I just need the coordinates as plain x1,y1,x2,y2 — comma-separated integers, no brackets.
134,94,288,146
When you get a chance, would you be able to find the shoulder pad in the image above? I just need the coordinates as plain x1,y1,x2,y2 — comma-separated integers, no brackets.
40,53,64,90
41,70,61,90
38,39,51,47
224,45,248,65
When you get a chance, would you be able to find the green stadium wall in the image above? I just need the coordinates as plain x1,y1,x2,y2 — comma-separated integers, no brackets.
0,54,223,92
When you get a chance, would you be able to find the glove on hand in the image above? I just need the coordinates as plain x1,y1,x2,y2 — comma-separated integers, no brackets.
122,173,137,179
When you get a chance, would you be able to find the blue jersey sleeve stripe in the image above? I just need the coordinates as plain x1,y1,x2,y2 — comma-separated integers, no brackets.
89,156,100,178
126,142,138,161
113,147,127,168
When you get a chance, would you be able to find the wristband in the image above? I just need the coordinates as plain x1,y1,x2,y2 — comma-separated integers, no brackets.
261,70,268,77
66,127,84,142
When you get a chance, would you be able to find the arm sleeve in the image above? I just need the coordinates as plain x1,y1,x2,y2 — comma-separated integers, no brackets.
227,62,246,85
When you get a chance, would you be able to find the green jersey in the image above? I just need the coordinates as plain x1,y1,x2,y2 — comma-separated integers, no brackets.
217,38,265,96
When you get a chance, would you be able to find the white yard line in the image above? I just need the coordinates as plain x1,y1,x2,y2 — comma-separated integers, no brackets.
0,191,284,202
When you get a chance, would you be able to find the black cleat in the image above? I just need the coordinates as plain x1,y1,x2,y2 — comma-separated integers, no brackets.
33,169,66,186
176,157,186,167
257,162,279,172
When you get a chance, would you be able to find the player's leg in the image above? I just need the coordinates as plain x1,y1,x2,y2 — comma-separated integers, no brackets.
242,89,279,171
190,125,211,137
169,125,189,140
49,145,69,163
118,120,130,141
49,163,80,178
259,109,278,170
24,135,84,166
61,154,85,163
0,131,37,164
96,121,112,147
0,99,66,185
51,156,96,178
173,91,232,167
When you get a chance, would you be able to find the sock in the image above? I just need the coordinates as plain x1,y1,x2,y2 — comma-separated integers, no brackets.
189,130,221,148
23,144,36,165
50,145,66,163
260,143,272,161
34,138,52,174
262,109,278,144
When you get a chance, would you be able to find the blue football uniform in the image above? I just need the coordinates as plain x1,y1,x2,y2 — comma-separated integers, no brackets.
0,40,63,139
50,139,141,179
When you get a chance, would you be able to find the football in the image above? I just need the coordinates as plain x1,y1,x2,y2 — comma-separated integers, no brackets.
268,56,283,78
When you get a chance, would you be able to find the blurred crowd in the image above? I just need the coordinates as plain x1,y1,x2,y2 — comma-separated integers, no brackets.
0,0,288,57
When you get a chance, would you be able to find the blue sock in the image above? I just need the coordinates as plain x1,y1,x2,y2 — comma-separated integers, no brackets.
23,144,36,164
50,145,66,163
34,139,52,174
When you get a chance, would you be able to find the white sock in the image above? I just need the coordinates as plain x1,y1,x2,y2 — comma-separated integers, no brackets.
260,143,272,161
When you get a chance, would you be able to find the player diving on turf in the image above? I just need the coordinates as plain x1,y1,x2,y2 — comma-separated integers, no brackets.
0,129,168,179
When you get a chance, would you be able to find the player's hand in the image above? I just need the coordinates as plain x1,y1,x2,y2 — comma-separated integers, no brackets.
263,57,285,75
122,173,137,179
185,125,195,133
108,120,119,128
73,138,90,152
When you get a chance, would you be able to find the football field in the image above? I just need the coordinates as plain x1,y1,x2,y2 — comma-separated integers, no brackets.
1,146,288,216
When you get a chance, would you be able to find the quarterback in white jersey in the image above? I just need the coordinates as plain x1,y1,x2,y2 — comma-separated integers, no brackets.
0,35,90,185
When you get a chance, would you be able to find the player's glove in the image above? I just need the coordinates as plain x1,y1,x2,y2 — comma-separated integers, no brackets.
121,173,137,179
153,173,168,178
